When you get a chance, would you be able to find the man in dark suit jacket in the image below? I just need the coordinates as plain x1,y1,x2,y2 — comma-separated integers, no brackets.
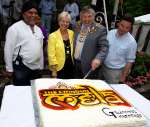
74,6,108,79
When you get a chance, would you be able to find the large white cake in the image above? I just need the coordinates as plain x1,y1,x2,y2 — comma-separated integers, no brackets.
32,78,147,127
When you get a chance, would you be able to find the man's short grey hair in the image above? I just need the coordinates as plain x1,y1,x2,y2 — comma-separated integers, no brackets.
58,11,71,22
80,6,96,17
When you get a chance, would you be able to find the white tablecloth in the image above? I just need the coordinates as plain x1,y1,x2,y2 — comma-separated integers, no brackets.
0,86,36,127
0,84,150,127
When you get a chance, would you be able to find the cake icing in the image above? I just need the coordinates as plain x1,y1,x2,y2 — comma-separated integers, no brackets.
32,78,147,127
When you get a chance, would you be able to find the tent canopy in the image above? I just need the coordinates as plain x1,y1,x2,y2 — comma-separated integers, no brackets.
135,14,150,23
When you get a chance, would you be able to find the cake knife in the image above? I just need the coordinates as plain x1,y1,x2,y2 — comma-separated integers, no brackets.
83,69,92,79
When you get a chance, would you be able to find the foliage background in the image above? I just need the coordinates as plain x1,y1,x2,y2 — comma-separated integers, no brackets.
79,0,150,21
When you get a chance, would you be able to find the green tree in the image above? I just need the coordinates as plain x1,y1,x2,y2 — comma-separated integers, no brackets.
80,0,91,7
123,0,150,17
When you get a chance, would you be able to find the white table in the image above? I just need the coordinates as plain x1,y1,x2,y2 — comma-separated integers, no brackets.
0,86,36,127
0,84,150,127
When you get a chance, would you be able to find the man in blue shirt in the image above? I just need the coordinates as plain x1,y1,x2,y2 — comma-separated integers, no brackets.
39,0,57,33
102,14,137,84
64,0,79,29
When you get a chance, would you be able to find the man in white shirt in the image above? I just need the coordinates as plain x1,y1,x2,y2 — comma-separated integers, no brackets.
4,1,44,85
102,14,137,84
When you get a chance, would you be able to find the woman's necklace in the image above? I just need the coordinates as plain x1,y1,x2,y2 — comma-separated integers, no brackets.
60,30,69,41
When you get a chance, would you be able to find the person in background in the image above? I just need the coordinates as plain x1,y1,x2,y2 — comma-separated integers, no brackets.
35,15,48,68
39,0,57,33
74,6,108,79
75,0,80,9
102,14,137,84
64,0,79,29
35,15,48,43
4,1,44,86
48,11,74,79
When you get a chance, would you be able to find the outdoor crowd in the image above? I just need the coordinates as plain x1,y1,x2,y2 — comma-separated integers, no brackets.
3,0,137,86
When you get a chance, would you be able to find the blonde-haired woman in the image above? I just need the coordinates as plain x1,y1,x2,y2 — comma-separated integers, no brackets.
48,11,74,78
